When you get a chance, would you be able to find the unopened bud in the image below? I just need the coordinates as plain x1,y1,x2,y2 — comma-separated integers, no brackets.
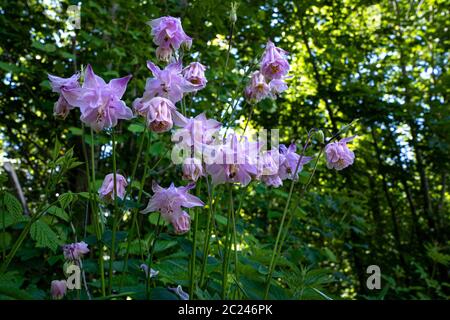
314,130,325,144
230,3,238,24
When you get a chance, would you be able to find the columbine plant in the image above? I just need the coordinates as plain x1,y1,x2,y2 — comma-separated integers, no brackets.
0,12,357,301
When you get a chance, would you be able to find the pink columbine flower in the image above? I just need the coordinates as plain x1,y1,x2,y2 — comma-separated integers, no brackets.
269,78,288,95
62,241,89,261
148,16,192,59
173,112,222,151
48,73,80,119
182,62,207,91
278,143,312,180
257,150,284,188
325,136,356,170
206,134,258,186
182,157,205,182
244,71,271,103
133,97,186,133
51,280,67,300
141,182,204,224
260,40,290,80
144,61,200,103
172,211,191,235
98,173,128,201
61,65,133,131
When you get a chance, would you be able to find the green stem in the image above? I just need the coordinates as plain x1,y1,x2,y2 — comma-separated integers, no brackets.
121,131,152,287
0,201,57,274
222,185,234,299
89,129,106,297
146,213,162,300
108,130,119,295
189,180,202,299
263,131,315,299
199,176,215,287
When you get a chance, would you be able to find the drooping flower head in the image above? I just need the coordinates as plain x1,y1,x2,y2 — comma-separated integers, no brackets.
206,134,258,186
98,173,128,201
62,65,133,131
244,71,270,103
172,211,191,235
182,157,205,182
173,112,221,149
260,40,290,80
133,97,186,133
279,143,312,180
62,241,89,261
48,73,80,119
182,62,207,91
325,136,356,170
140,264,159,279
168,285,189,300
51,280,67,300
148,16,192,52
257,149,284,188
141,182,204,226
144,62,200,103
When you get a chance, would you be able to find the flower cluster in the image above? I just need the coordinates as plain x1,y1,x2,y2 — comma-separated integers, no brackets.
48,15,357,239
245,40,290,103
147,16,192,61
140,182,204,234
48,65,133,131
62,241,90,262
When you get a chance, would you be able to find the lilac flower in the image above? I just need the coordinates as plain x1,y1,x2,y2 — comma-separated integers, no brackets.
148,16,192,55
168,285,189,300
173,112,221,149
51,280,67,300
260,40,290,80
133,97,186,133
140,264,159,279
182,157,205,182
141,182,204,223
269,78,288,95
172,211,191,235
325,136,356,170
257,150,284,188
62,65,133,131
279,144,312,180
206,134,258,186
244,71,270,103
144,61,200,103
62,241,89,261
182,62,207,91
48,73,80,119
98,173,128,201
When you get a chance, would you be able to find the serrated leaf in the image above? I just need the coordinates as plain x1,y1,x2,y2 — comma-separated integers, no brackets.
58,192,74,210
47,206,70,222
3,192,23,218
30,220,61,252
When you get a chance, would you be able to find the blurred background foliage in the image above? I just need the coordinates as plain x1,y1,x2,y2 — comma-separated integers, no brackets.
0,0,449,299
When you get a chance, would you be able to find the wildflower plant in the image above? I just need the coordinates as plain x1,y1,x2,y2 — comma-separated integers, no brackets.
0,11,357,301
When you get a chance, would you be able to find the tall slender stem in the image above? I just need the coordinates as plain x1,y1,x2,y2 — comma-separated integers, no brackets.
90,129,106,296
108,130,118,295
189,180,202,299
263,131,314,299
222,185,234,299
199,176,215,287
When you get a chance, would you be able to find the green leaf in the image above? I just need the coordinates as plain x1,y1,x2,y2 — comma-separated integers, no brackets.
128,123,145,133
58,192,74,210
47,206,70,222
0,285,34,300
0,61,22,73
30,220,61,252
68,127,84,136
3,192,23,218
